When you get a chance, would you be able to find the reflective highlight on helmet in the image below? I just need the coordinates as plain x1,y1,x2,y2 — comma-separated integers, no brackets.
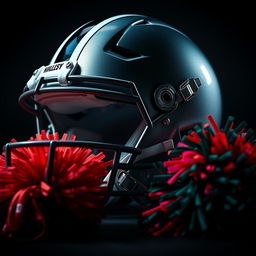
200,64,212,85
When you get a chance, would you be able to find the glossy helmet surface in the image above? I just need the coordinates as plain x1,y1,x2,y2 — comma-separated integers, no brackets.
18,14,222,195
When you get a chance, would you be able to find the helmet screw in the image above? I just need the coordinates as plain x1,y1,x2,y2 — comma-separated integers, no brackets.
33,69,38,75
66,61,73,68
163,118,171,126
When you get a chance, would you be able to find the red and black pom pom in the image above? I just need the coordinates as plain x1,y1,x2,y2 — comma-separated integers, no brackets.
142,115,256,236
0,131,111,239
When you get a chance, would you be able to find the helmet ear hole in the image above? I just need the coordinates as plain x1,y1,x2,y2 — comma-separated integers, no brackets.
154,84,177,112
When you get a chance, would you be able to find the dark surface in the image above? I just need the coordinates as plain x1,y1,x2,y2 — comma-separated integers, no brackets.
1,216,255,256
1,200,255,256
1,198,256,256
0,1,255,255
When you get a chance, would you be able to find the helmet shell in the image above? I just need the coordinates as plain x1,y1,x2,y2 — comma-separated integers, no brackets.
51,14,221,147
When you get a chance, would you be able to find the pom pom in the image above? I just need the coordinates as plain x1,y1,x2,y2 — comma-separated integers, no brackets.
142,115,256,236
0,131,111,239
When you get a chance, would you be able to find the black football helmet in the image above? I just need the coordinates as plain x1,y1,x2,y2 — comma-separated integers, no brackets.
16,14,221,196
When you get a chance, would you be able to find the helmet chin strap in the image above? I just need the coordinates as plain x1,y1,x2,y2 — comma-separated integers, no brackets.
134,138,174,163
114,138,174,193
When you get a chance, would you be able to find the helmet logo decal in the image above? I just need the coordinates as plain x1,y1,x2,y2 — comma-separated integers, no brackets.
43,63,64,73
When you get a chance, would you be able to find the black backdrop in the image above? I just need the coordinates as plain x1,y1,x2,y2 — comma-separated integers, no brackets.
0,1,255,147
0,1,255,255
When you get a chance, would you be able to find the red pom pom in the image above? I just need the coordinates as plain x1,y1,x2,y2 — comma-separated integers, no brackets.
142,115,256,236
0,131,111,239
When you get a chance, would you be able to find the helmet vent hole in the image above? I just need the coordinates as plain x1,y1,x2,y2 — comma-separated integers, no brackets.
133,19,151,26
104,27,145,61
110,45,142,59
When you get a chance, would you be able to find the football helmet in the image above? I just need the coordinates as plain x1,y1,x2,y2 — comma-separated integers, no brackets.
16,14,221,195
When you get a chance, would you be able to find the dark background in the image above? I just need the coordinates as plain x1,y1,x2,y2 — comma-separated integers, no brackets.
0,0,255,147
0,1,255,255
